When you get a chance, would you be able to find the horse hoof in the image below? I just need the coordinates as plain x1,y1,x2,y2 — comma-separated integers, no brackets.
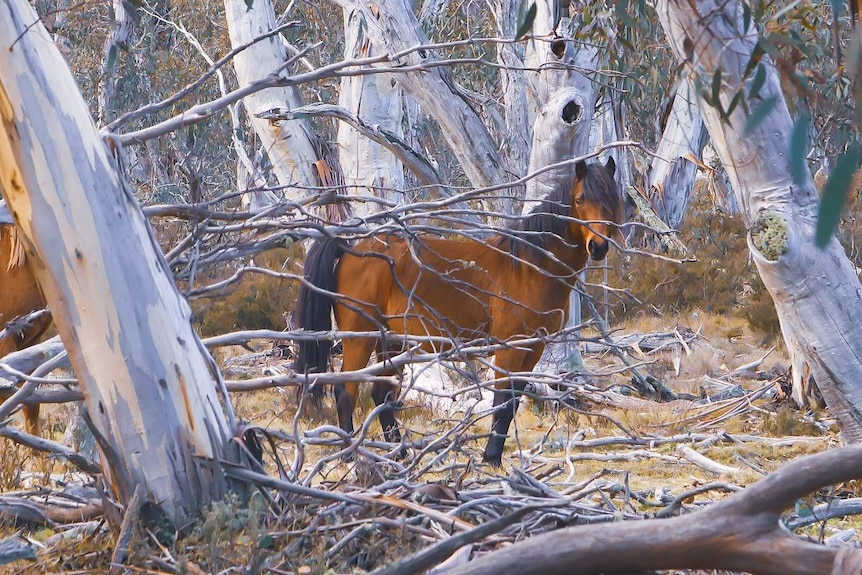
483,453,503,467
482,447,503,467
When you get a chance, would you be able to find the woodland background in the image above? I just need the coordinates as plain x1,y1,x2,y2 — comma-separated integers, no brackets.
1,0,862,574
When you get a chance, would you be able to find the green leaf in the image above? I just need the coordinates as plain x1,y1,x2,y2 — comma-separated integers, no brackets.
749,64,766,99
515,2,537,40
711,68,722,108
258,534,275,549
816,146,861,248
789,113,811,187
742,2,752,32
743,95,777,135
726,91,742,117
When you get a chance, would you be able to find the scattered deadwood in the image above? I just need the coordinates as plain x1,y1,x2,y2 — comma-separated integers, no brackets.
0,496,102,527
0,425,101,475
441,445,862,575
109,484,143,574
0,536,36,566
581,326,698,355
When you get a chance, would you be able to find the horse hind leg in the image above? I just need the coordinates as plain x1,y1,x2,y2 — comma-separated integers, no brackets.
333,336,378,440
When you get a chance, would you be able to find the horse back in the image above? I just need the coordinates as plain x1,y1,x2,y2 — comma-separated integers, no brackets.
334,233,568,343
335,234,499,340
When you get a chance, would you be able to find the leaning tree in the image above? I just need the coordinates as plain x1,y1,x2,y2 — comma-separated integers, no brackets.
0,0,250,527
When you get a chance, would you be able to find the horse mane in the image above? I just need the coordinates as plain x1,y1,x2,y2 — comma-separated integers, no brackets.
497,161,616,260
2,226,26,272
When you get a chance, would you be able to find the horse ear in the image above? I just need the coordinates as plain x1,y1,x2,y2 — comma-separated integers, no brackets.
605,156,616,177
575,160,587,180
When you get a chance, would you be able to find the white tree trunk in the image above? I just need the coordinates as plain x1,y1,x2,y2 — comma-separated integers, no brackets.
590,92,633,189
223,0,320,201
658,0,862,439
648,79,708,230
334,0,507,192
97,0,133,125
337,5,405,218
0,1,239,524
493,0,530,180
518,13,600,371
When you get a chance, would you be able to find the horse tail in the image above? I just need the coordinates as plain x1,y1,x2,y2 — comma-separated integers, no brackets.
294,238,345,405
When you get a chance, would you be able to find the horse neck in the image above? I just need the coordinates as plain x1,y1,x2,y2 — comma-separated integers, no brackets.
537,229,589,281
499,227,587,286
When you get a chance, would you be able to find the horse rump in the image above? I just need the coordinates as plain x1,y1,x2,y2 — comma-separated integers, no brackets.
294,238,345,406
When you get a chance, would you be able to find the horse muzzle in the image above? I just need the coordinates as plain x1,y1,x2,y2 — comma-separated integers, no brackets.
588,238,609,260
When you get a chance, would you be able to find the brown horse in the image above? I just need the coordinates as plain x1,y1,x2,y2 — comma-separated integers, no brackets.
295,159,622,465
0,224,51,434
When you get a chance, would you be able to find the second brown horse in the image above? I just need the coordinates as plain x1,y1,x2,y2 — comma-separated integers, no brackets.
0,224,51,435
295,159,623,465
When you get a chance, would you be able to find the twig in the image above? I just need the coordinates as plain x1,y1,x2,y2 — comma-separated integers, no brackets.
655,482,742,518
675,446,742,476
370,504,553,575
109,484,142,573
0,425,101,475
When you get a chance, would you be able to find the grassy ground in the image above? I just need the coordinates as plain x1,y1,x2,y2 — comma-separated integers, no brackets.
0,312,851,574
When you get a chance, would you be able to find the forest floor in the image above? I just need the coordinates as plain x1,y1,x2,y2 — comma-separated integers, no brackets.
0,312,855,575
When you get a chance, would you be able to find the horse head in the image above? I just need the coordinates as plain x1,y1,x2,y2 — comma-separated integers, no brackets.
571,157,622,261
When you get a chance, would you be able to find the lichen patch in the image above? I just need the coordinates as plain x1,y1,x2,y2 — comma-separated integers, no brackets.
750,211,789,261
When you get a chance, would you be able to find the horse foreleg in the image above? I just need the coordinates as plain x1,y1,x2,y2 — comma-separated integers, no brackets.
22,405,39,436
482,347,542,466
483,378,527,466
371,381,403,444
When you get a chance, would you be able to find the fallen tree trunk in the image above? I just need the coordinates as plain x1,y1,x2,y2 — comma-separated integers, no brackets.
443,444,862,575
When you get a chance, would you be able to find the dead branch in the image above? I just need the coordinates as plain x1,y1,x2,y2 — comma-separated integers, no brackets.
0,536,36,566
675,445,742,476
0,426,101,475
370,504,551,575
442,445,862,575
0,496,102,527
109,484,142,573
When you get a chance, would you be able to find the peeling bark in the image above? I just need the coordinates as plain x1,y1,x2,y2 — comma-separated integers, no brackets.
338,5,404,218
0,1,241,525
648,78,708,230
658,0,862,438
223,0,320,201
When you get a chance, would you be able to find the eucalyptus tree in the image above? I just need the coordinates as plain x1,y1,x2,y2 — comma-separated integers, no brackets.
0,0,249,527
657,0,862,440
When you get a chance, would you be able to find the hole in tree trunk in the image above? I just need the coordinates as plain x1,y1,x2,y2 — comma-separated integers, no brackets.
561,101,582,124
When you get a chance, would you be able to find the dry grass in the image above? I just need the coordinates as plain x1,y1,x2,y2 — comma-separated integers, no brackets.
0,312,850,575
